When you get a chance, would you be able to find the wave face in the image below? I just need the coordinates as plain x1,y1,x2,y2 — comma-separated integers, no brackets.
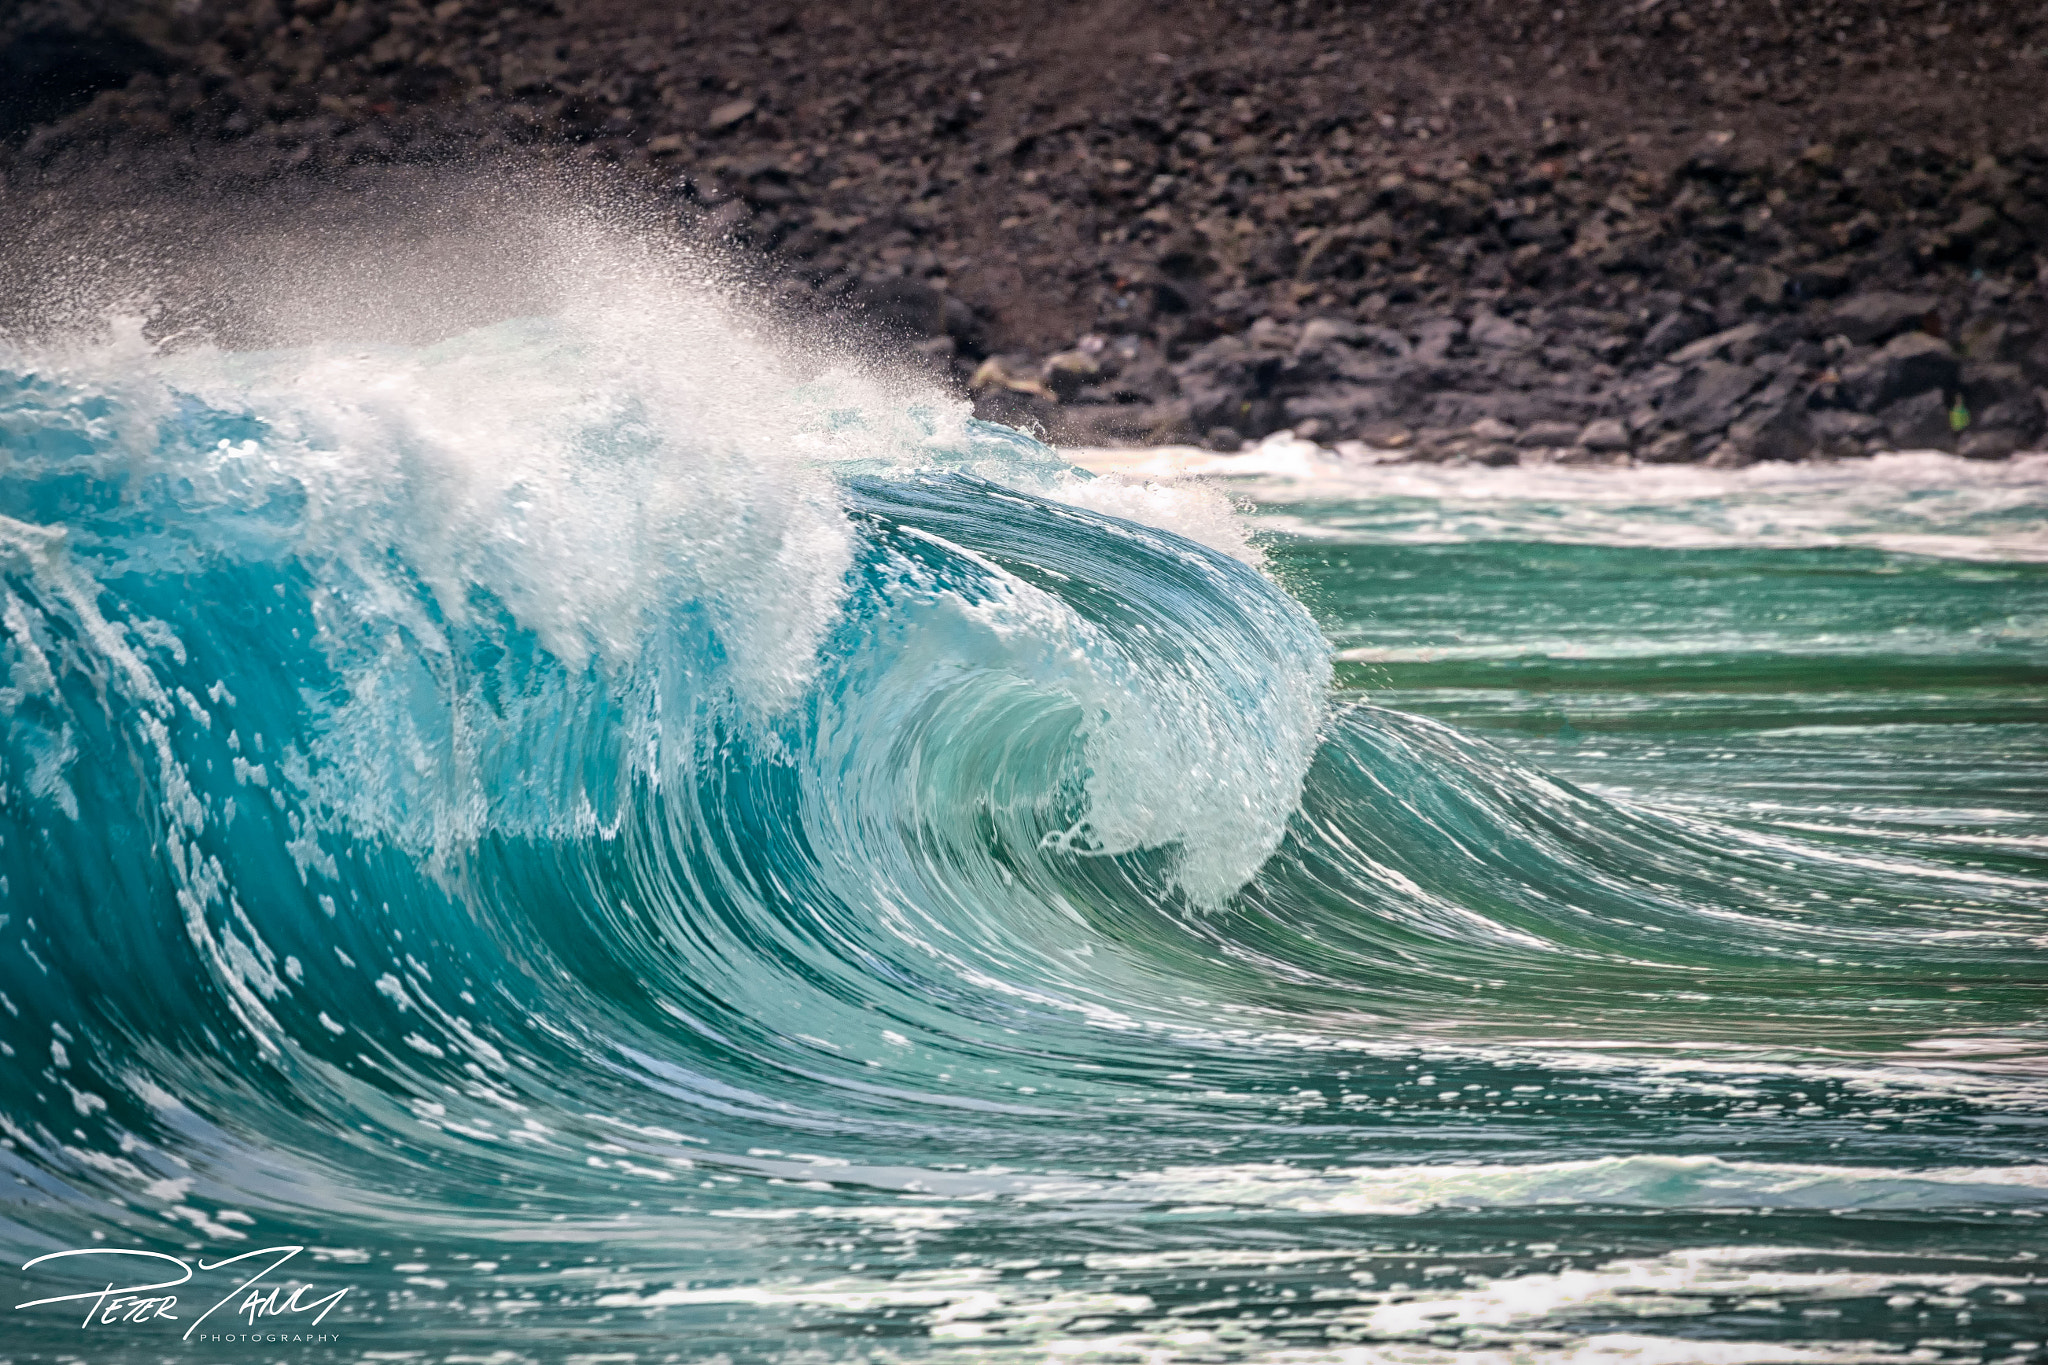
4,269,2048,1363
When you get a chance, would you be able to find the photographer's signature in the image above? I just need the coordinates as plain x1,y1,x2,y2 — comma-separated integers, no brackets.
16,1245,349,1339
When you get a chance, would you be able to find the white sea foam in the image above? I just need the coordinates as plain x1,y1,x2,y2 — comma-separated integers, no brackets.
1071,435,2048,561
595,1239,2027,1363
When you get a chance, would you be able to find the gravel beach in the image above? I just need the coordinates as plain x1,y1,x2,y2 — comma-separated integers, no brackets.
6,0,2048,462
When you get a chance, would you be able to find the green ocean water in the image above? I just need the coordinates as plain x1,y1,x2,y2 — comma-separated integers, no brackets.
4,304,2045,1365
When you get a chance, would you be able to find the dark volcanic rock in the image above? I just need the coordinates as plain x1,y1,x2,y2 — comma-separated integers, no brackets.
1809,410,1883,456
7,0,2048,462
1829,293,1940,347
1643,311,1715,359
1960,429,2022,460
1661,361,1765,437
1842,333,1961,413
1878,391,1956,452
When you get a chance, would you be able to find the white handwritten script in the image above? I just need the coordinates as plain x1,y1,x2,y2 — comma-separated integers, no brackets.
16,1246,349,1339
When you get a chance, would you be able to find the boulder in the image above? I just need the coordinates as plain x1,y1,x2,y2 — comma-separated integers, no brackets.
1578,418,1632,452
1877,390,1954,450
1667,321,1763,367
1411,316,1463,361
1842,332,1960,412
1958,429,2021,460
1516,420,1582,448
1285,386,1399,433
1959,361,2034,413
706,99,756,132
1726,396,1811,463
1057,400,1194,446
1643,310,1714,358
1973,393,2046,444
1295,317,1363,353
1958,316,2008,362
1177,335,1283,437
1828,291,1937,345
969,356,1054,400
1041,350,1102,401
1358,325,1413,358
1735,266,1787,312
1660,359,1764,435
1639,432,1694,463
1809,409,1883,455
1469,309,1537,350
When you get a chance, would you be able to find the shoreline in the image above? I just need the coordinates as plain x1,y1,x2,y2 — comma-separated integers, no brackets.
5,1,2048,467
1068,429,2048,481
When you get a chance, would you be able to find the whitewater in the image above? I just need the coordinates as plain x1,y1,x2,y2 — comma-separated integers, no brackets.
2,211,2044,1364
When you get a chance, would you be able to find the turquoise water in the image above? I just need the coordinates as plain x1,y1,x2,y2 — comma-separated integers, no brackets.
2,276,2045,1363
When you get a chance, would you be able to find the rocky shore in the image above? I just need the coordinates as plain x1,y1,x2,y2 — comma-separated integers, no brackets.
6,0,2048,463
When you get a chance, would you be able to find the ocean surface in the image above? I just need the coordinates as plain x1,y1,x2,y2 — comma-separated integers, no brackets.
3,269,2045,1363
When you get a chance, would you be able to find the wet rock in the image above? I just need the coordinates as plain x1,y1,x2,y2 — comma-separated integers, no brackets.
1516,420,1582,448
1355,421,1413,449
1661,359,1764,435
1556,445,1630,467
1809,409,1883,455
1727,393,1811,463
1469,416,1517,442
1638,435,1687,466
1285,386,1398,433
972,383,1060,433
1829,291,1938,346
1058,400,1192,446
1970,385,2046,446
1578,418,1631,452
969,355,1053,400
1042,349,1101,401
1959,361,2035,414
1959,429,2021,460
1842,332,1960,412
1178,335,1282,438
1877,390,1954,451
